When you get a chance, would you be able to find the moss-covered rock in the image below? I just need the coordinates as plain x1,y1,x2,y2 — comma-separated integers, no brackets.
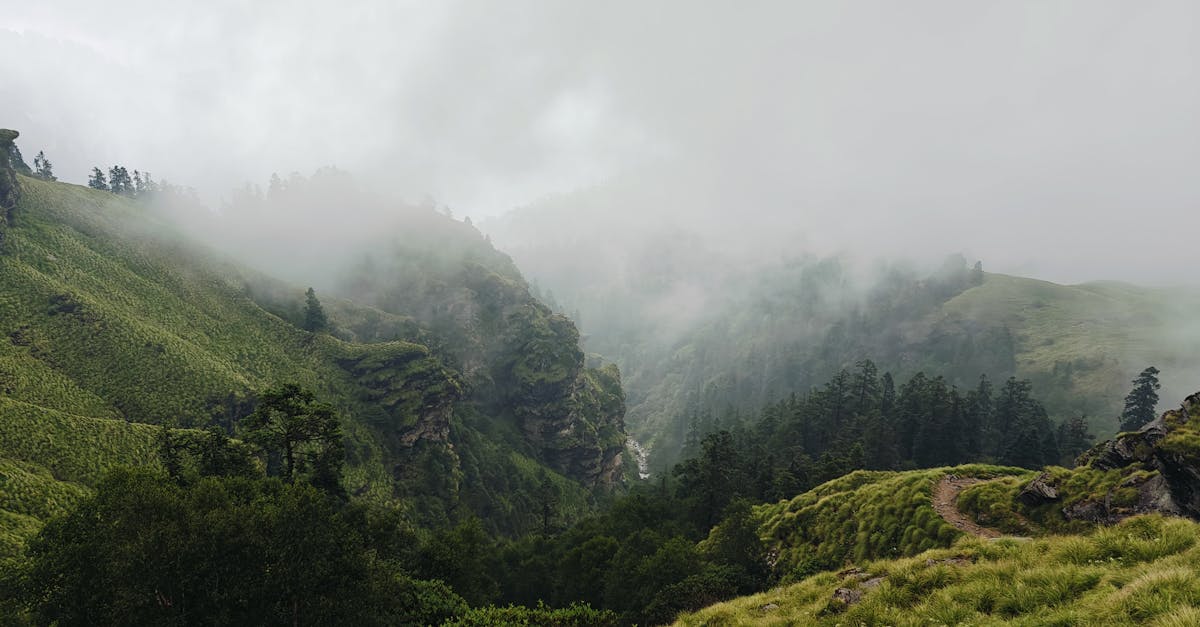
342,226,629,489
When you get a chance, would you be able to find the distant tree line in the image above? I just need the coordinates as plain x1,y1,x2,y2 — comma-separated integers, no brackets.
669,362,1090,515
88,165,159,197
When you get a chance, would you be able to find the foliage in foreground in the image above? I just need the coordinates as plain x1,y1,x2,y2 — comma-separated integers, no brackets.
4,469,468,626
677,514,1200,626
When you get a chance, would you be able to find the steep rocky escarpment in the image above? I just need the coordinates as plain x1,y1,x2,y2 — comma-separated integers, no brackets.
193,169,630,490
336,340,461,447
0,128,21,248
345,237,628,489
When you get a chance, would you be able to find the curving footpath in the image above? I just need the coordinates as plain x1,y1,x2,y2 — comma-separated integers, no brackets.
932,476,1005,539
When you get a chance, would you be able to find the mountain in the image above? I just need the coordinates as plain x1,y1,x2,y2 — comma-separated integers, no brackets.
0,130,627,556
487,200,1200,465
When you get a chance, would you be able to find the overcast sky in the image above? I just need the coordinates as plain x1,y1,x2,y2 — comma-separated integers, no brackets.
2,1,1197,284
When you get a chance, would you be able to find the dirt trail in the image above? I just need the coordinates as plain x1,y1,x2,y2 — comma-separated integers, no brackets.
932,476,1005,539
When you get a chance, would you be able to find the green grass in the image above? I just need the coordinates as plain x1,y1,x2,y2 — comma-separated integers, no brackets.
757,465,1032,582
958,465,1156,536
0,397,163,484
0,458,88,524
676,514,1200,626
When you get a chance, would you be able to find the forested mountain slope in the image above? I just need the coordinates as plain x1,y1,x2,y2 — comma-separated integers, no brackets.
0,136,626,555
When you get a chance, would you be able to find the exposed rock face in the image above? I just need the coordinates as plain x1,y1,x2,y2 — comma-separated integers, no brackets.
1076,418,1167,471
1063,472,1182,525
507,314,627,489
1018,472,1060,506
0,128,20,249
1071,393,1200,522
346,249,628,489
336,341,461,448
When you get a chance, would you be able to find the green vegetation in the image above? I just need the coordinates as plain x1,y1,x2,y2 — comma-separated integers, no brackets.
958,466,1154,535
13,469,470,626
0,397,163,483
9,139,1200,626
0,171,624,560
761,465,1031,581
444,602,617,626
676,515,1200,626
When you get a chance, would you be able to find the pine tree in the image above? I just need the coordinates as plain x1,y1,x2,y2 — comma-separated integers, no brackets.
302,287,328,332
108,166,133,196
851,359,880,415
87,167,109,190
33,151,55,181
1120,366,1161,431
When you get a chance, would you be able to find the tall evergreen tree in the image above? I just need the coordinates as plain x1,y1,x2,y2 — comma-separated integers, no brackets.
240,384,343,493
965,374,994,458
851,359,880,415
303,287,329,332
1120,366,1161,431
87,167,108,190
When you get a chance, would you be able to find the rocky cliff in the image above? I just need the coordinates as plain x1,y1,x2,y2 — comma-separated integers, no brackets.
1017,393,1200,525
0,128,20,249
340,222,628,489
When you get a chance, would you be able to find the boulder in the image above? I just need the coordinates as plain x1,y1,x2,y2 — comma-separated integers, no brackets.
831,587,863,606
1018,472,1059,506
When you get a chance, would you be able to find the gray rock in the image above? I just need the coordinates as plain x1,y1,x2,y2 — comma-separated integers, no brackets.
1018,472,1060,506
831,587,862,606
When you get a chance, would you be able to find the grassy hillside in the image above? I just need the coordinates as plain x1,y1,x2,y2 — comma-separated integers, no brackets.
757,465,1032,582
678,514,1200,626
936,274,1200,426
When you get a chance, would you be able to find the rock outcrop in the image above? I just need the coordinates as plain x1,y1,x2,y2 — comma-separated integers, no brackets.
498,305,627,488
1069,393,1200,522
342,235,629,489
1018,472,1060,506
0,128,21,250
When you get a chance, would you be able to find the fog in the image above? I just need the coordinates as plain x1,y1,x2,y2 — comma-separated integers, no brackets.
3,1,1198,285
